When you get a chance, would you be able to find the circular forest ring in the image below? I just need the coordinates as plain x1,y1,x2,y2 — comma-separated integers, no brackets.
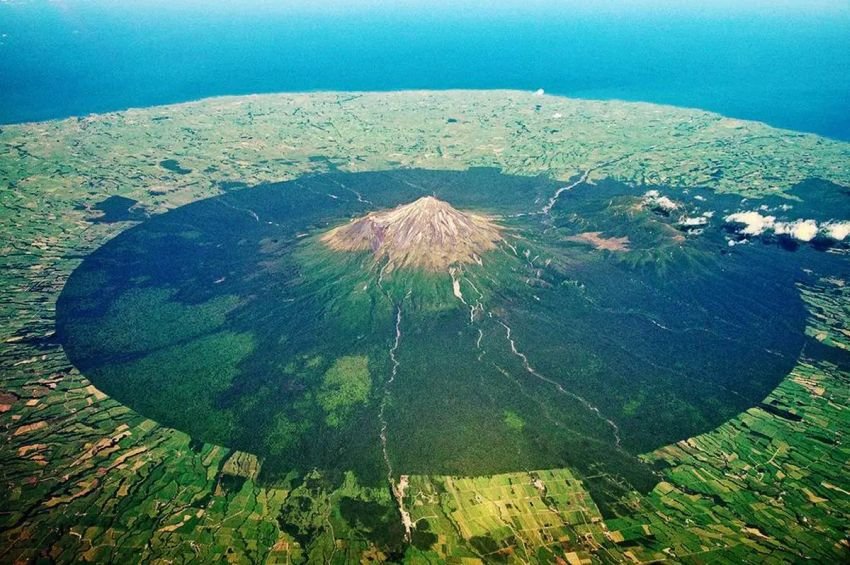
57,168,820,492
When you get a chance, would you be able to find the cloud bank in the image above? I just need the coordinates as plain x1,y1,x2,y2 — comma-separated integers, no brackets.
724,211,850,243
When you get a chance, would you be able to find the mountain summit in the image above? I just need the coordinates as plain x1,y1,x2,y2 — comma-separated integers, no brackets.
321,196,502,271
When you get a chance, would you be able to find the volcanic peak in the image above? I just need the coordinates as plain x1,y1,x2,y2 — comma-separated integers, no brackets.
321,196,502,271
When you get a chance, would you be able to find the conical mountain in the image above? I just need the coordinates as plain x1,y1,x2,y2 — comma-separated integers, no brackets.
321,196,502,271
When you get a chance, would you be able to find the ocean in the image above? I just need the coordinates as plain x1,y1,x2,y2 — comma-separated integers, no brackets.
1,2,849,140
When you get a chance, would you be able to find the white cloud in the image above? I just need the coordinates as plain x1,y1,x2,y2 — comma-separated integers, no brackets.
679,215,708,227
726,212,850,244
656,196,677,211
643,190,678,212
822,221,850,241
774,219,819,242
724,211,775,236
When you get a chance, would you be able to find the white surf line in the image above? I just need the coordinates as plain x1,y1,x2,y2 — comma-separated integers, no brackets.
497,320,623,448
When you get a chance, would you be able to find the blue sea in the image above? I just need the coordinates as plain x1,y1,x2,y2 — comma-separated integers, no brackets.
1,2,849,140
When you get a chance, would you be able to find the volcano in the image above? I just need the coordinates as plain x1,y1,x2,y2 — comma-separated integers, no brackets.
321,196,502,271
